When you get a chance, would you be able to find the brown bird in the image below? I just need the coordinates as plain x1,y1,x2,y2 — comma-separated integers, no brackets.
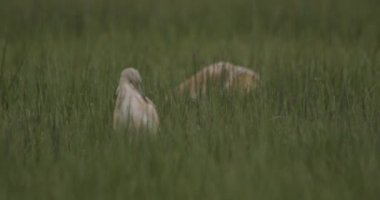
178,61,260,99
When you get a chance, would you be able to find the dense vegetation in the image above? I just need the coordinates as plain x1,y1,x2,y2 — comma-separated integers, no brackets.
1,0,379,199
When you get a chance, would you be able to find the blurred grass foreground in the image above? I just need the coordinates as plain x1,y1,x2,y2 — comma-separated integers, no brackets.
0,0,380,199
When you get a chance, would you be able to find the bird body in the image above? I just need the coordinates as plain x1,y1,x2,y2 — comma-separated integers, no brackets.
178,62,260,99
113,68,159,133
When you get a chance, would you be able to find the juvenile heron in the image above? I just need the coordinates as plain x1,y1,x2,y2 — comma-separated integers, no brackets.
113,68,159,133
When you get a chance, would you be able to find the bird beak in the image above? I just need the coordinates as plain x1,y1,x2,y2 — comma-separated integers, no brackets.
137,84,146,98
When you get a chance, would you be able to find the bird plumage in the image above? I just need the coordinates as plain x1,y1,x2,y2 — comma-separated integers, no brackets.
113,68,159,133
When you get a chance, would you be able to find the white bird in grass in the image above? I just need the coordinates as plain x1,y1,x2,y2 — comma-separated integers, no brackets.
113,68,159,134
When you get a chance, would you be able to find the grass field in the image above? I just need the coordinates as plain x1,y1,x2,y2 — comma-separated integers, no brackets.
1,0,380,199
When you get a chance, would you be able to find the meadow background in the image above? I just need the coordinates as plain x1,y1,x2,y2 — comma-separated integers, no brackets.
1,0,380,199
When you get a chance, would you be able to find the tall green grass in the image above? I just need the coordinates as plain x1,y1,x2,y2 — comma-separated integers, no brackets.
1,0,380,199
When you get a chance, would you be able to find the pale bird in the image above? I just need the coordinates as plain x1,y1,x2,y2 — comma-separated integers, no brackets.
113,68,159,133
178,61,260,99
